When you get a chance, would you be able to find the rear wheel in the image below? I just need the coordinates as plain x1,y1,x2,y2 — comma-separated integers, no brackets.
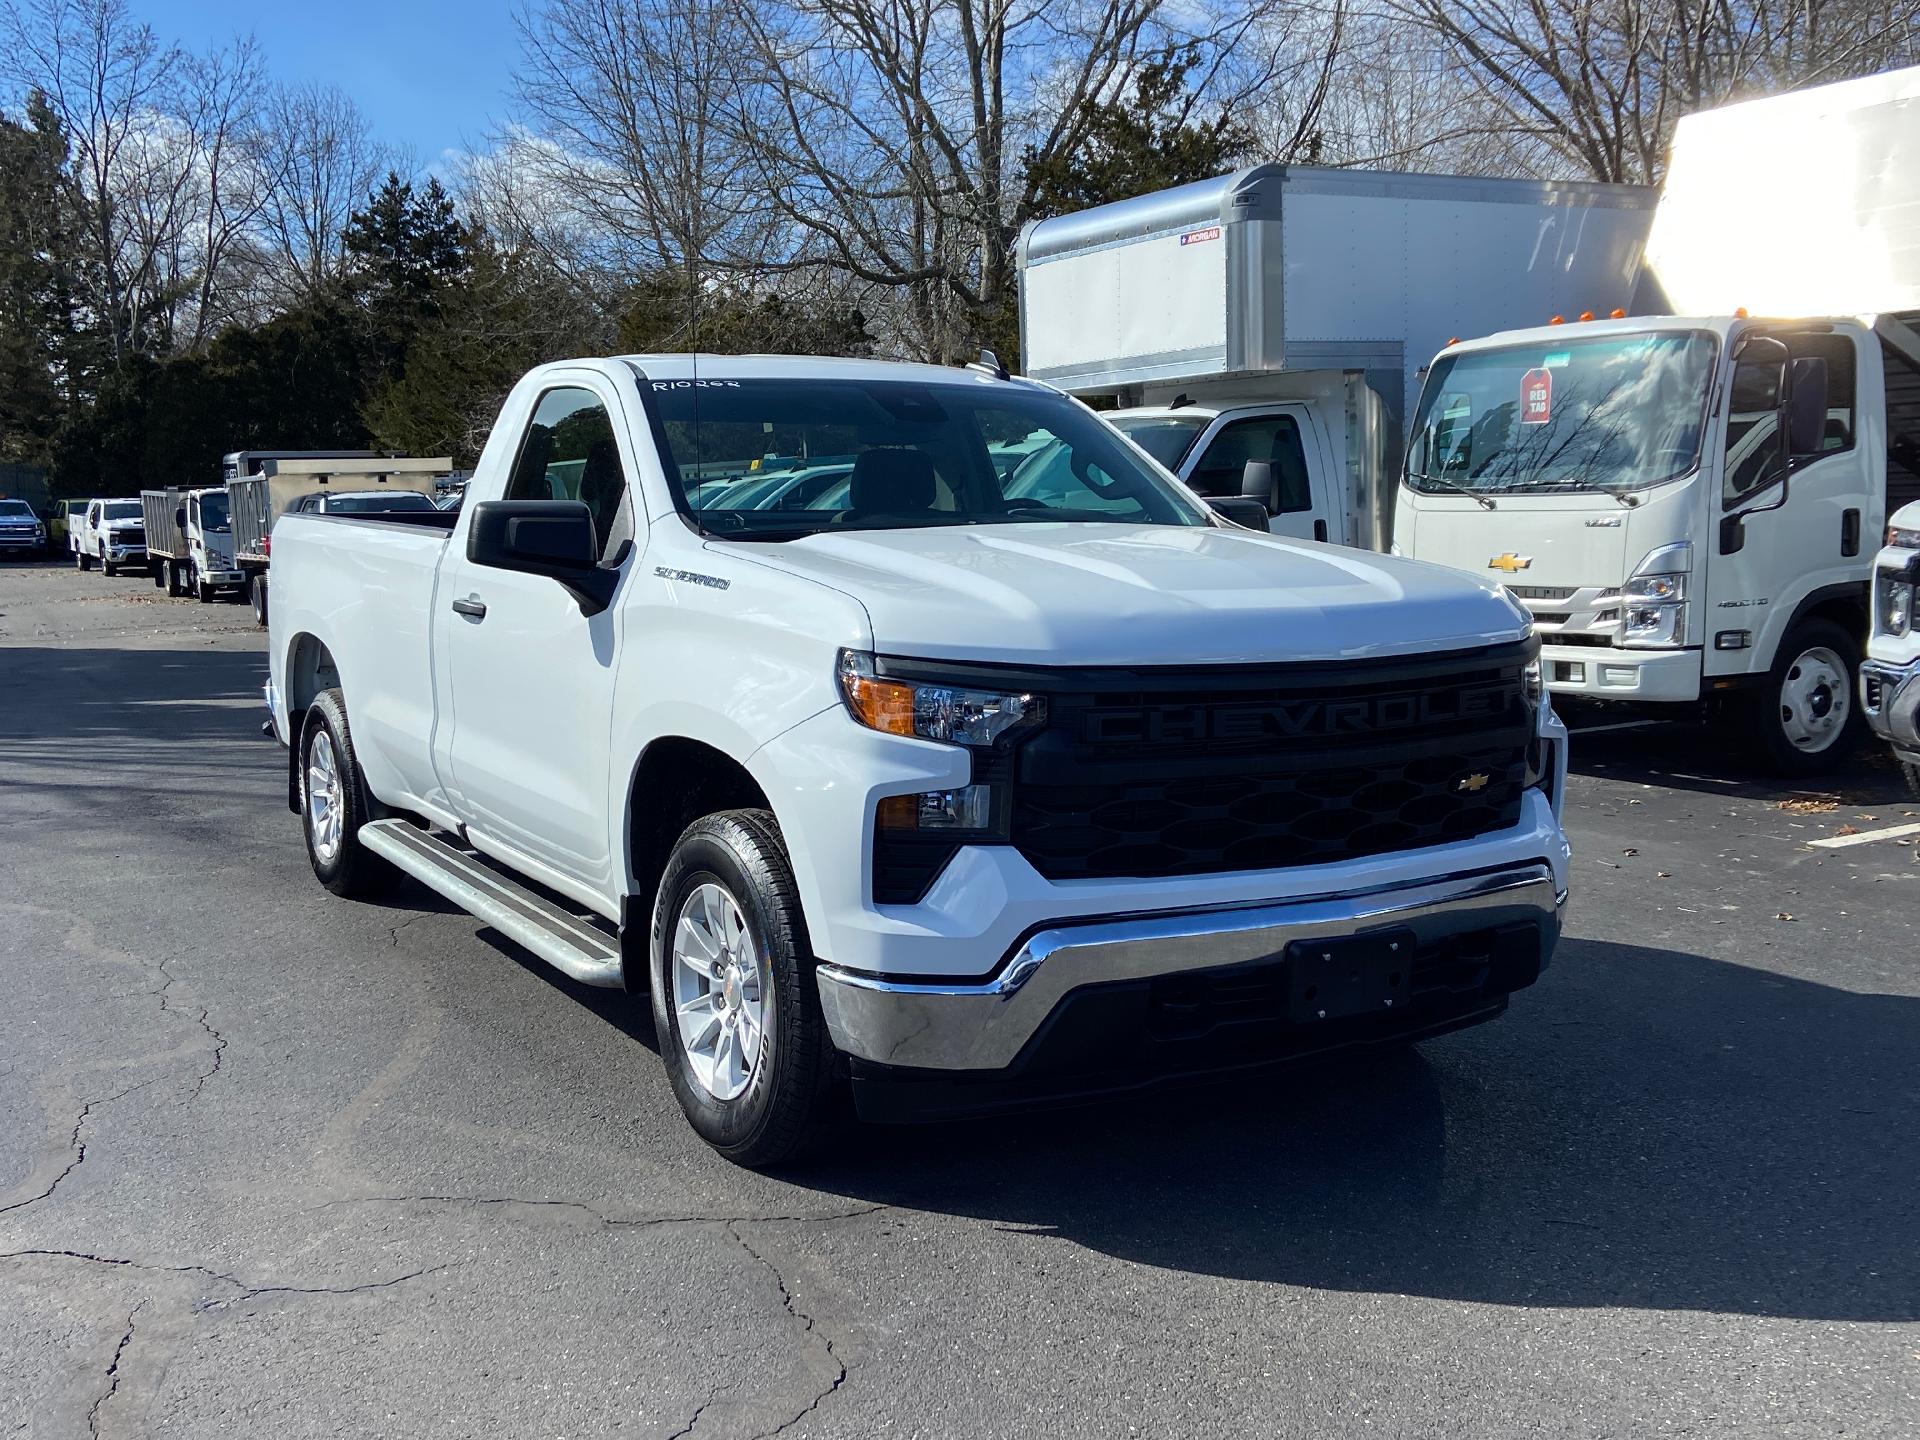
1745,619,1863,776
299,689,401,899
76,547,90,571
650,809,836,1167
252,575,268,627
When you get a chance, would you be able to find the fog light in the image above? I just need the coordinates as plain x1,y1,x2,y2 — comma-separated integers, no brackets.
875,785,994,831
1714,630,1752,650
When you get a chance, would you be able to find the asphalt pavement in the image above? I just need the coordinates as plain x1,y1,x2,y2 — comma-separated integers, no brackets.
2,555,1915,1438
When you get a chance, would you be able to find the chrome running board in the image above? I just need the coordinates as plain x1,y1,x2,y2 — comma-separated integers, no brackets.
358,820,623,987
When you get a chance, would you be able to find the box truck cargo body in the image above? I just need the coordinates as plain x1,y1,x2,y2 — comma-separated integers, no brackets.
1394,64,1920,776
1017,165,1656,547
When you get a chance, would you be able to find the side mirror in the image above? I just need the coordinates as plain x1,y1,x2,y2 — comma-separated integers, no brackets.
1788,356,1829,456
1240,460,1276,511
1720,513,1745,555
467,500,615,615
1208,497,1271,532
173,506,186,530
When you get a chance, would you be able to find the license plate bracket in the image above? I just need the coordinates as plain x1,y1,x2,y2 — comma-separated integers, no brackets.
1285,927,1415,1023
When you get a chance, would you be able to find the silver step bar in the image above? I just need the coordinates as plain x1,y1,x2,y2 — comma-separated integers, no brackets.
358,820,623,987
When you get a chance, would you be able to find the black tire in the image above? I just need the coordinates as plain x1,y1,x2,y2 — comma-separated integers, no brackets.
195,566,213,603
1743,618,1864,777
253,575,268,627
1902,760,1920,802
166,561,185,597
649,809,836,1167
298,689,402,899
76,548,90,571
151,561,165,589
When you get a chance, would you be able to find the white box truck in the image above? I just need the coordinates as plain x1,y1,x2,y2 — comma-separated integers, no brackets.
228,454,449,625
1016,165,1657,548
1393,65,1920,775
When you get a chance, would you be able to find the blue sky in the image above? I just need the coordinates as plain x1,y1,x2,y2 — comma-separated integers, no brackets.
143,0,522,169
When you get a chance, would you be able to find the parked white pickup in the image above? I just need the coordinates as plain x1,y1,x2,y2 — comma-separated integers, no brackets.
267,353,1571,1164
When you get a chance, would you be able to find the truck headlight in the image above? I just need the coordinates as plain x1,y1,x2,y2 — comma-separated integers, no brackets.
1887,525,1920,549
838,650,1045,746
1876,570,1913,637
1619,544,1690,649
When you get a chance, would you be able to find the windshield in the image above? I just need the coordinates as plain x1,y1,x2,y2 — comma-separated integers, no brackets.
1110,415,1209,472
197,493,229,531
104,501,141,521
0,501,33,517
651,379,1211,539
1407,332,1717,495
326,491,434,513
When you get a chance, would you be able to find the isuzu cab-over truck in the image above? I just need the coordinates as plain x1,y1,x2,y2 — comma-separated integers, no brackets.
267,354,1570,1165
1016,165,1656,550
1395,66,1920,774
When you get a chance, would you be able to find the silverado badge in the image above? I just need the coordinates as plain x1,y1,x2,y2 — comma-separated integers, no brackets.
1455,771,1491,794
1486,553,1532,573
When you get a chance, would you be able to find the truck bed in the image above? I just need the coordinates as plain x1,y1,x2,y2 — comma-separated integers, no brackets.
270,510,459,814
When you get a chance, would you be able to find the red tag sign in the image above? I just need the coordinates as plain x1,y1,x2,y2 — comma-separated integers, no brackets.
1520,367,1553,424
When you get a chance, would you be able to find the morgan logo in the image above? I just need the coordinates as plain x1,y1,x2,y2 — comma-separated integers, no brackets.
1084,685,1519,743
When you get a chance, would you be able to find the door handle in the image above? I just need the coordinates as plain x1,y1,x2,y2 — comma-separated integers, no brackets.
451,595,487,619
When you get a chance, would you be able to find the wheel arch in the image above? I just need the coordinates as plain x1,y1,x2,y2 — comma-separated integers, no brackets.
282,632,343,815
621,735,777,989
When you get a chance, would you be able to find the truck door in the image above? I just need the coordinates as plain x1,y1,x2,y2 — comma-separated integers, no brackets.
1705,329,1874,679
440,377,638,896
1180,409,1333,542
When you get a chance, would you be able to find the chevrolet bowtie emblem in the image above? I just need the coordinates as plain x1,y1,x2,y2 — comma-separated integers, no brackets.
1455,771,1491,794
1487,553,1532,573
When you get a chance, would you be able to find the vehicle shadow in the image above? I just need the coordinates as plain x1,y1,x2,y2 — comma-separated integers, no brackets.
1562,706,1909,805
780,937,1918,1323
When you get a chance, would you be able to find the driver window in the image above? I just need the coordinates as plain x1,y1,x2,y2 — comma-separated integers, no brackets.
506,386,634,563
1724,353,1785,509
1187,416,1313,512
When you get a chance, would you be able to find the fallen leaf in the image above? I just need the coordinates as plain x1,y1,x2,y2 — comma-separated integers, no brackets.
1777,797,1839,814
1776,912,1796,921
1834,824,1861,837
1621,847,1639,857
1656,870,1672,878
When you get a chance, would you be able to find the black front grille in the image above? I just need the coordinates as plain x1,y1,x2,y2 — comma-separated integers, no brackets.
1007,642,1535,882
118,527,145,546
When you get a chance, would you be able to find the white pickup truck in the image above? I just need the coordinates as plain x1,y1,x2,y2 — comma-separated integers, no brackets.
266,355,1572,1165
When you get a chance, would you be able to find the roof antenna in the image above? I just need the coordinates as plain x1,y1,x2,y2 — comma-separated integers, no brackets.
978,348,1009,380
1169,392,1191,409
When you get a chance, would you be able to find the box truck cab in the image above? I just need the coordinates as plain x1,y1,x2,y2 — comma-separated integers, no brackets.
1394,66,1920,774
182,486,245,601
1016,164,1656,548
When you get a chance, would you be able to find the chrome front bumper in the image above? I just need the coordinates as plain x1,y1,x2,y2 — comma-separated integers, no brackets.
1861,657,1920,753
815,863,1565,1072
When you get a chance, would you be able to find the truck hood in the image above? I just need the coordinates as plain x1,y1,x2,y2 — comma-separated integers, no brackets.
738,524,1527,666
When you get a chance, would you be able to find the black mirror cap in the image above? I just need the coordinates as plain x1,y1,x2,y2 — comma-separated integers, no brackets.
1239,459,1276,507
173,507,186,529
1720,512,1746,555
467,499,616,615
1208,497,1272,533
1788,356,1829,455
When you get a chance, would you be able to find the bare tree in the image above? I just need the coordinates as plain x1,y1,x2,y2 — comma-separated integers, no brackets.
0,0,187,362
258,81,386,306
1383,0,1920,183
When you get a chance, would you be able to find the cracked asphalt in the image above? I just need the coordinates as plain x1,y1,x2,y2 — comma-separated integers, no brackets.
2,556,1916,1438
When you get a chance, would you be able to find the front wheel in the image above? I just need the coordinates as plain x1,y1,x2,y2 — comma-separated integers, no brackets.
650,810,836,1168
1745,619,1863,776
195,566,213,603
299,689,401,899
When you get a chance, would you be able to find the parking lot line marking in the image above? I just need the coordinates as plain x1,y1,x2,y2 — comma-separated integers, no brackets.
1807,821,1920,849
1567,720,1666,736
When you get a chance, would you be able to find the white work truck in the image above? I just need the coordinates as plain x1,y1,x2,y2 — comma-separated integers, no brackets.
266,354,1571,1164
1862,499,1920,793
1017,165,1655,548
73,497,147,575
1394,66,1920,774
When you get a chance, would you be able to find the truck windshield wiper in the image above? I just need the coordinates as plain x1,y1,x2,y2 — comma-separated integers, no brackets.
1498,478,1632,507
1410,473,1495,509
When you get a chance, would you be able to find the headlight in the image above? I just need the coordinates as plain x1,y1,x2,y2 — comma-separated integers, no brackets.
1619,543,1690,649
1877,570,1913,637
837,650,1045,747
1887,525,1920,549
